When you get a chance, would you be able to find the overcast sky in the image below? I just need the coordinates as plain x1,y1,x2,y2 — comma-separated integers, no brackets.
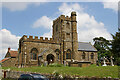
0,1,118,60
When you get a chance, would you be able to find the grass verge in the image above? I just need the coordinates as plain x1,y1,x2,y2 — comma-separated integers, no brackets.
2,65,119,78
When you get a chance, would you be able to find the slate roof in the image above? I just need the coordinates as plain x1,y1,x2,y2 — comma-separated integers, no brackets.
78,42,97,52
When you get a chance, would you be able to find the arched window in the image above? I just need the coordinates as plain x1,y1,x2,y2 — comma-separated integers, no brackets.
91,53,94,59
82,52,85,59
55,49,60,60
66,49,71,59
31,48,38,60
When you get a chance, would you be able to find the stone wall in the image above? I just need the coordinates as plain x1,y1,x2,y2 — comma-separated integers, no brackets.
1,58,17,67
68,61,91,67
2,70,119,80
18,39,60,67
77,51,98,64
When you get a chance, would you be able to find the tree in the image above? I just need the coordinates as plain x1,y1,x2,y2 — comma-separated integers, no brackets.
111,29,120,65
93,37,111,62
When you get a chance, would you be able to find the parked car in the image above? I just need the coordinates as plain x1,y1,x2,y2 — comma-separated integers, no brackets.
18,73,49,80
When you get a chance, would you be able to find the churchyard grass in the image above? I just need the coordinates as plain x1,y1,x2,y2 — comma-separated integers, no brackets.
2,65,119,78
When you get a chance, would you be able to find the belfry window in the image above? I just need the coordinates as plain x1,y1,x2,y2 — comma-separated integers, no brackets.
66,33,70,38
82,52,85,59
66,49,71,59
91,53,94,59
31,48,38,60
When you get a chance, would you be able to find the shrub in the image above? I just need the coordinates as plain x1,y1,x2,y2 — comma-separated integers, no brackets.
53,71,60,77
48,63,63,67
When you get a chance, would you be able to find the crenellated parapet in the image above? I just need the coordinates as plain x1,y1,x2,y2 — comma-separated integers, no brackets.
53,15,71,24
20,35,59,44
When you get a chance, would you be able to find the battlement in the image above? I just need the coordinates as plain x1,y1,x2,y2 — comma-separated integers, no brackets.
20,35,58,44
53,11,76,24
53,15,71,24
71,11,77,16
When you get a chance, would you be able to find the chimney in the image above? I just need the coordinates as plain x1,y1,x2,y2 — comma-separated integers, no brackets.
8,47,11,51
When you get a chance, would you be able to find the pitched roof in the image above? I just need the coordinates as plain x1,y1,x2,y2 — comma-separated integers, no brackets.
0,58,10,63
78,42,97,52
9,50,18,57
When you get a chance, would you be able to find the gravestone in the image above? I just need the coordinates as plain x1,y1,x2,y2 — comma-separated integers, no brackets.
64,61,66,66
44,61,48,66
102,56,107,66
96,60,99,66
110,56,114,66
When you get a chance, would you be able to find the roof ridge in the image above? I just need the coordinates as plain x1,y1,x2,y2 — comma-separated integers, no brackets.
78,42,90,44
78,42,97,52
89,43,98,51
9,50,17,52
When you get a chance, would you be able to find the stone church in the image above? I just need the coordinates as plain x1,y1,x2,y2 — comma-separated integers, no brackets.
16,12,98,67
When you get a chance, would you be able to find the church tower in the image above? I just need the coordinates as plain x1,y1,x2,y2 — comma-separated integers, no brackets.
52,11,78,64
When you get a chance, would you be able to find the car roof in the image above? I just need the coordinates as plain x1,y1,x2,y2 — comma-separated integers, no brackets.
21,74,31,76
20,74,48,80
21,73,42,76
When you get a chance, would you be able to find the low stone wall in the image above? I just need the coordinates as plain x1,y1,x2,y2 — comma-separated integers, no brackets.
3,70,50,79
2,70,120,80
68,61,91,67
6,71,30,78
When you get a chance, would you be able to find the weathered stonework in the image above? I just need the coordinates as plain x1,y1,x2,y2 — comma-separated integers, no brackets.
1,58,17,67
0,48,18,67
16,12,98,67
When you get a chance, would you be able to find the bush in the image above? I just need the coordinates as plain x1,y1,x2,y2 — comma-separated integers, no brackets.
90,64,97,67
53,71,60,77
48,63,63,67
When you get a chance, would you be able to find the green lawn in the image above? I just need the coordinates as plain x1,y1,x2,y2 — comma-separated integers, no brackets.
2,65,119,78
